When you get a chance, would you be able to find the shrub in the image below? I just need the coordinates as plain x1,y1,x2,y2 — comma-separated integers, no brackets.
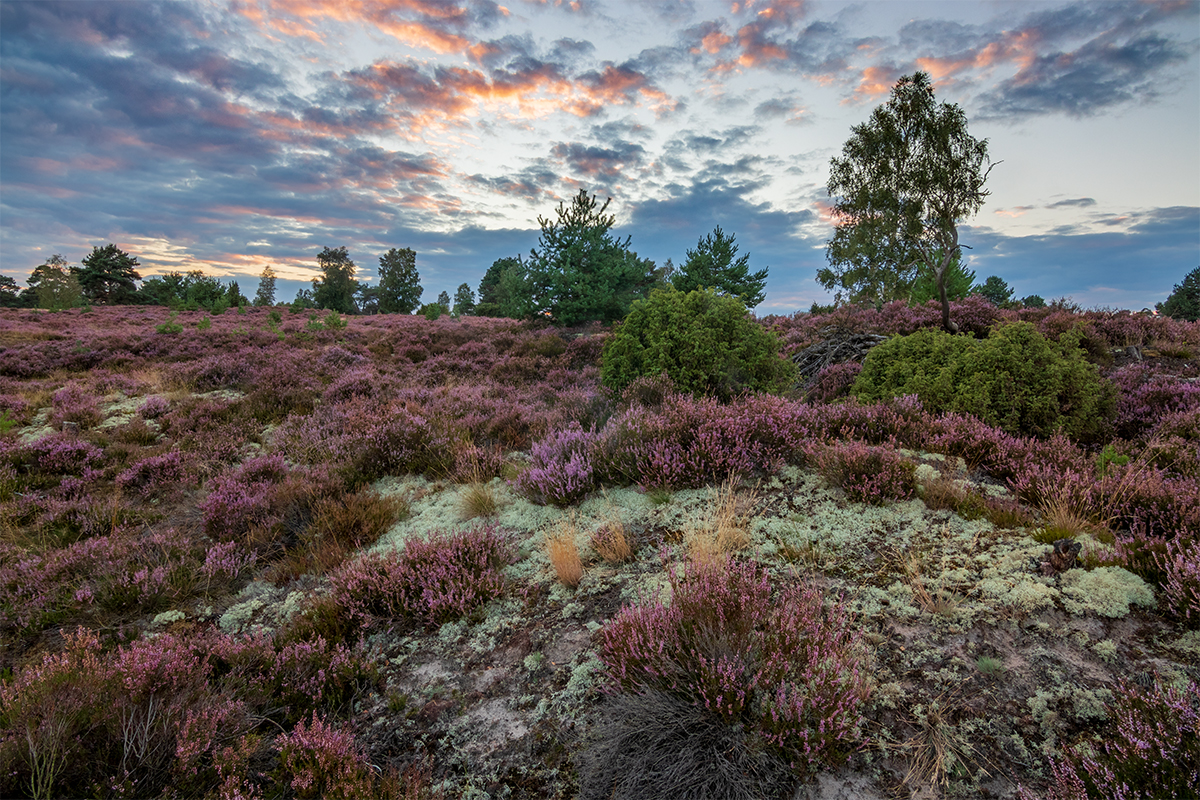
328,524,512,629
516,423,598,506
1111,364,1200,441
49,383,102,430
277,712,372,800
599,555,869,777
854,322,1115,442
810,441,917,504
805,361,862,404
601,287,796,401
578,689,795,800
1157,536,1200,628
1039,678,1199,799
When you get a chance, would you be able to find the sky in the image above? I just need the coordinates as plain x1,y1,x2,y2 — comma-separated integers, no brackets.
1,0,1198,314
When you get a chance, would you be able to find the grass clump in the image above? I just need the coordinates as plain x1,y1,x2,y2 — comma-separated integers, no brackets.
545,519,584,588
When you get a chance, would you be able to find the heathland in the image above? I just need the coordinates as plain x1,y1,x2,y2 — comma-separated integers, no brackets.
0,299,1197,800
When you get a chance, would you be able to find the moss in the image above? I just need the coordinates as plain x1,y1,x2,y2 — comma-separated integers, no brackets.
1060,566,1155,618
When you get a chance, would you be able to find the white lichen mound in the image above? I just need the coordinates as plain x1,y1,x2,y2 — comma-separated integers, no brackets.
1059,566,1155,618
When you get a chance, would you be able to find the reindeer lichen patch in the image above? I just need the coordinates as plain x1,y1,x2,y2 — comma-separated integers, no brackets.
1060,566,1155,618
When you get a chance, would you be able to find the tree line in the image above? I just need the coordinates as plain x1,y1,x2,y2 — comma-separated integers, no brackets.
5,69,1197,324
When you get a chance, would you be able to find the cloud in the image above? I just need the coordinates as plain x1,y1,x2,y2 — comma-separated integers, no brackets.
1047,197,1097,208
551,141,646,178
961,206,1200,308
232,0,509,54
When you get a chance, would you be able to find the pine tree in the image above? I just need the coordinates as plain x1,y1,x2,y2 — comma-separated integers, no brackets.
672,226,768,308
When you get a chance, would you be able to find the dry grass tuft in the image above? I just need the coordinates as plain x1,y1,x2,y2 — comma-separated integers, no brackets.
900,697,982,790
591,506,634,564
687,479,757,562
459,481,497,519
546,518,584,588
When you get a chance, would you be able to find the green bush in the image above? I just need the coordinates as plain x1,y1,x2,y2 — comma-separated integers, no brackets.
852,321,1115,441
601,287,796,401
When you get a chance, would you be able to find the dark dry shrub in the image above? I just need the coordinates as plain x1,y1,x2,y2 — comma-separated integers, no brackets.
618,372,676,408
601,287,797,401
578,690,796,800
854,322,1116,443
307,490,406,552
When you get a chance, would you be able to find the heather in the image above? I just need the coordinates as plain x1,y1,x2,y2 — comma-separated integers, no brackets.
0,304,1198,799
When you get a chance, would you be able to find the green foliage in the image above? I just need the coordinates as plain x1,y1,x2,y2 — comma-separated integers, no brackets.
323,309,347,330
1020,294,1046,309
0,409,18,433
853,322,1116,441
289,289,317,313
312,246,358,314
253,264,277,307
29,255,83,311
418,302,448,321
1096,444,1130,479
973,275,1015,307
672,226,768,308
452,282,475,316
601,287,796,401
1159,266,1200,321
155,312,183,334
823,72,993,330
909,250,974,305
526,190,658,326
0,275,24,307
196,316,212,331
76,244,141,304
377,247,422,314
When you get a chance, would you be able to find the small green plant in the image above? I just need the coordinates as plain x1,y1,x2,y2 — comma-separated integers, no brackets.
0,409,18,433
1096,444,1130,479
645,487,673,506
155,312,183,334
196,316,212,331
975,655,1004,676
306,315,325,331
323,310,347,330
267,308,283,326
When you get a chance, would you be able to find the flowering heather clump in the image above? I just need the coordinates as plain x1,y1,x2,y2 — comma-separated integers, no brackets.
1157,536,1200,627
805,361,862,404
276,712,373,800
25,433,104,476
202,540,258,582
1111,364,1200,441
810,441,917,504
1039,679,1199,800
137,395,169,419
599,554,869,773
201,455,290,540
0,628,116,799
517,423,598,505
116,450,191,497
49,382,103,429
329,524,512,630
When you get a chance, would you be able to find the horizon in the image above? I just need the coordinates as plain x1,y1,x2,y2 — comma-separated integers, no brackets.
1,0,1198,313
